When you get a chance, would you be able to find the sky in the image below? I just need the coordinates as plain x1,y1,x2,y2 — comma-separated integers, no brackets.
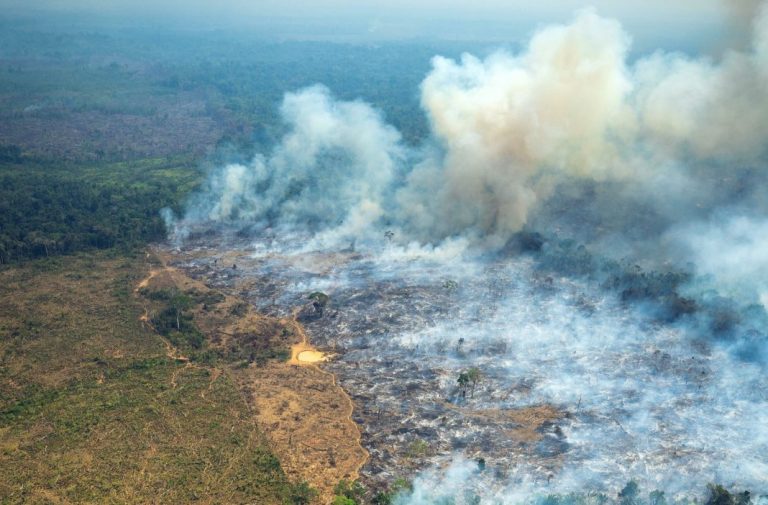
0,0,737,51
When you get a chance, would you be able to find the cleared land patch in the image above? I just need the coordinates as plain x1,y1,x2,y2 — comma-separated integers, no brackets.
0,252,314,504
141,250,368,503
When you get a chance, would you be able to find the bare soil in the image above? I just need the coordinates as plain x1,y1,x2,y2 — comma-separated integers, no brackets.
139,249,368,503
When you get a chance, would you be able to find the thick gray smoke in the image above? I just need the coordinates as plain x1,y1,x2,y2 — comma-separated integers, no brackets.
399,4,768,246
169,2,768,310
398,10,634,244
723,0,766,49
174,85,403,244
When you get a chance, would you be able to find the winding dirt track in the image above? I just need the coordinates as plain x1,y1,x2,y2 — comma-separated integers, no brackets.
134,260,191,369
284,313,369,471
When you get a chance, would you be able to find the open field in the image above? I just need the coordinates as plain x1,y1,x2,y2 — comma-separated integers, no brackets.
0,251,318,504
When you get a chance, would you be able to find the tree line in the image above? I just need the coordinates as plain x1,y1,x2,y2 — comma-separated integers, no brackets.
0,156,200,264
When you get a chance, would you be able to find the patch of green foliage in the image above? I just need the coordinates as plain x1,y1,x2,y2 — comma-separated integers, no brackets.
150,289,206,351
405,439,430,459
308,291,330,307
531,481,759,505
142,286,291,367
288,481,319,505
0,156,201,264
456,368,482,399
333,479,366,505
372,477,412,505
0,251,314,503
705,485,752,505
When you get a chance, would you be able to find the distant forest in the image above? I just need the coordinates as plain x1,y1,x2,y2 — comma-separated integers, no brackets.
0,19,488,263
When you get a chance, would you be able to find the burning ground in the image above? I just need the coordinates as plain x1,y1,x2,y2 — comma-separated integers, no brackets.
158,3,768,502
161,231,767,501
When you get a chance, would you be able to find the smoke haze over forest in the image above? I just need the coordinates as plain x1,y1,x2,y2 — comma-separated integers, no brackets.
2,0,767,503
153,5,768,499
169,2,768,312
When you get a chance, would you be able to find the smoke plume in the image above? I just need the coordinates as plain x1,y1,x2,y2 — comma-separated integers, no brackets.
723,0,766,49
397,10,634,244
173,85,403,243
165,4,768,499
170,4,768,304
399,4,768,248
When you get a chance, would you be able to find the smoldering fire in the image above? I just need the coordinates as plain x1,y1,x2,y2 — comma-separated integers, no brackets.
162,2,768,502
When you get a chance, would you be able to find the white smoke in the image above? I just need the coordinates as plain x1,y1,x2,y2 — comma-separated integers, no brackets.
179,85,404,242
161,6,768,499
398,10,635,244
178,4,768,249
393,457,485,505
174,4,768,316
673,215,768,309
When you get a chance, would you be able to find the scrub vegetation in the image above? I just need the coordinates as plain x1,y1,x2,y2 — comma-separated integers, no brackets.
0,252,313,503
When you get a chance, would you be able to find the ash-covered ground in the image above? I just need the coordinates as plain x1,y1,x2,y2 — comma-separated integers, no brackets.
164,231,767,499
155,4,768,501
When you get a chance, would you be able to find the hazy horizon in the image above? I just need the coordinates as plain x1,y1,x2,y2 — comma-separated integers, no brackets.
0,0,741,53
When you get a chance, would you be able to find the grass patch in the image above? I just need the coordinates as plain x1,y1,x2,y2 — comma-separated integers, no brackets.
0,251,313,504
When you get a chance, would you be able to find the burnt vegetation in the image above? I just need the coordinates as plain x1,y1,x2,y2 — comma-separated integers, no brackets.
140,285,292,366
511,231,768,362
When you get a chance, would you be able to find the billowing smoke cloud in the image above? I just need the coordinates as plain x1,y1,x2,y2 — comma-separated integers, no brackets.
634,15,768,161
170,85,403,244
166,4,768,499
397,10,634,244
171,2,768,308
399,3,768,246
